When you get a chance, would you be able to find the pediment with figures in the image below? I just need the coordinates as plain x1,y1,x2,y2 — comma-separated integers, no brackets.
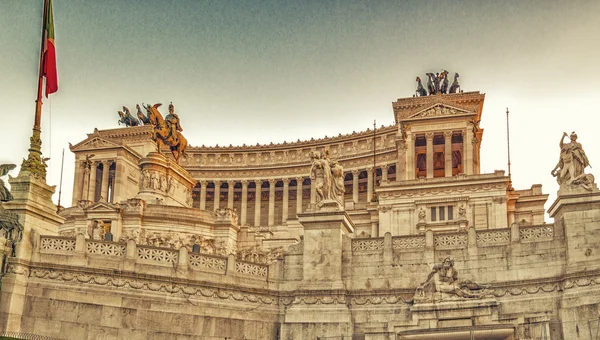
69,136,122,152
407,104,475,120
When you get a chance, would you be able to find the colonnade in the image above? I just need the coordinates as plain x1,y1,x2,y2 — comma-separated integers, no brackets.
72,160,115,205
405,130,468,180
197,165,393,227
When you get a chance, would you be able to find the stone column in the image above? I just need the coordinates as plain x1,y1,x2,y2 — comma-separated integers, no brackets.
444,131,453,177
213,180,221,210
367,168,373,203
395,136,407,182
268,179,276,226
199,181,207,210
282,178,289,223
100,160,111,201
310,178,316,207
381,165,388,182
227,180,235,210
254,180,262,227
296,177,303,215
72,160,84,206
465,129,473,175
425,132,434,179
352,170,359,203
241,180,248,225
88,161,98,202
406,133,415,180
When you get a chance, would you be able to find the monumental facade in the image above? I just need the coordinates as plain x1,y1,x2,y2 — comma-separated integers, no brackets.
0,84,599,340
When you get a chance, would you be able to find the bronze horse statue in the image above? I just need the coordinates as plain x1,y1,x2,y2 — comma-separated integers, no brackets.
136,104,151,125
415,77,427,97
439,70,449,94
425,73,436,95
145,103,188,163
449,72,460,93
118,106,140,127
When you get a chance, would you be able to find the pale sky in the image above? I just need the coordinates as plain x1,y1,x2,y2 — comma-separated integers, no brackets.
2,0,600,219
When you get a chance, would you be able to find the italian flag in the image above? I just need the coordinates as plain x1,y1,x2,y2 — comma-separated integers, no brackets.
43,0,58,97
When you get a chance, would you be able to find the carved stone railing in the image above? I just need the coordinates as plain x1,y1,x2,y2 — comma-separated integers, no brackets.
189,253,227,273
40,236,76,253
351,238,385,252
392,235,426,251
519,225,554,242
137,245,178,264
235,260,268,277
434,232,467,249
476,229,511,247
86,240,126,257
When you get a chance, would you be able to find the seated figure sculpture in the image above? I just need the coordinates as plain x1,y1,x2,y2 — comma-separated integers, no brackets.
414,257,489,303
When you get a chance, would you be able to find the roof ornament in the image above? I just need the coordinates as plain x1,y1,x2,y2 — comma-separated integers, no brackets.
417,70,458,95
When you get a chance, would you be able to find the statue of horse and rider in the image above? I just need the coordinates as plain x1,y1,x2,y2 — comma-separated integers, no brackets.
143,103,188,163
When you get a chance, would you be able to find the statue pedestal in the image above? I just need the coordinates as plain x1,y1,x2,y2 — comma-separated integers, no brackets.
280,207,355,339
136,152,196,207
401,299,501,335
297,207,354,290
548,185,600,273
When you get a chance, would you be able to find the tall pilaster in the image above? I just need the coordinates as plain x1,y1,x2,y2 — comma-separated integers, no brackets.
268,179,276,226
100,160,111,201
199,180,207,210
88,161,98,202
352,170,359,203
444,131,453,177
396,138,407,181
282,178,289,223
406,133,415,180
241,180,248,225
213,181,221,210
310,178,316,207
465,128,474,175
296,177,303,215
426,132,434,179
227,181,235,210
381,165,388,182
254,180,262,227
72,159,84,205
367,167,373,203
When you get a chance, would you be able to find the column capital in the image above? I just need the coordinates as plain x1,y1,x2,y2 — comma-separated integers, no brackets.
282,178,290,185
214,180,222,186
268,178,277,185
295,177,304,183
381,164,388,170
255,179,263,186
351,169,359,176
425,132,435,140
241,180,249,186
227,180,235,186
444,131,453,139
199,180,208,186
366,167,373,173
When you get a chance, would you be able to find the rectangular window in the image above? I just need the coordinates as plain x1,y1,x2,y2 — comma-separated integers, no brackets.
430,207,437,222
448,206,454,220
439,206,445,221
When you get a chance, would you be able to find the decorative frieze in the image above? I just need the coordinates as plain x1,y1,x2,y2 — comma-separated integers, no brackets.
189,254,227,272
40,236,76,252
87,241,126,257
352,238,384,251
392,236,426,250
519,225,553,242
433,233,467,248
235,261,268,277
137,245,178,264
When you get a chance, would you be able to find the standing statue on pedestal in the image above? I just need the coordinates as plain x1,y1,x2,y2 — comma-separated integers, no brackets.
309,150,345,210
551,132,595,191
145,103,188,163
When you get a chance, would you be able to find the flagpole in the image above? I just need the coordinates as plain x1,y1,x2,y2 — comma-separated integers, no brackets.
21,0,50,179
